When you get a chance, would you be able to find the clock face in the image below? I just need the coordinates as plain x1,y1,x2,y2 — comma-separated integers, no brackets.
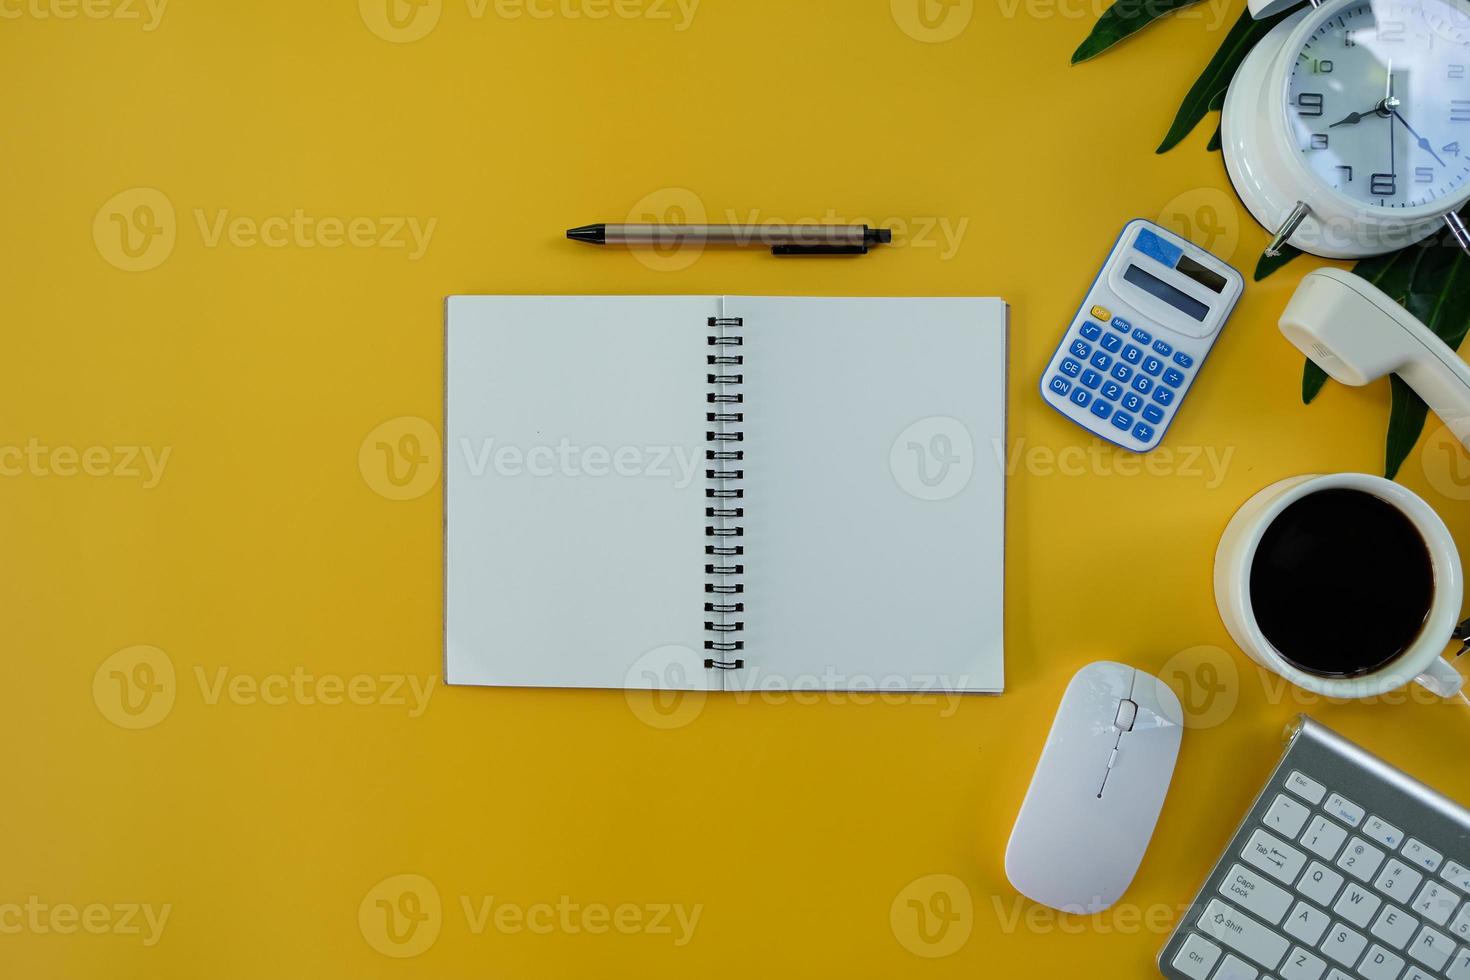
1285,0,1470,211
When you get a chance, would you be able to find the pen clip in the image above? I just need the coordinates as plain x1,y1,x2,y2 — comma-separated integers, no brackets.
770,244,871,256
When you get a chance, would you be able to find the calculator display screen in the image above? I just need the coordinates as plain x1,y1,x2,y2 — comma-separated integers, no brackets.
1175,253,1228,293
1123,264,1209,322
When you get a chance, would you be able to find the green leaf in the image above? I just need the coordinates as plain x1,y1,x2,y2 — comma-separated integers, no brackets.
1157,8,1293,154
1206,121,1222,152
1303,361,1329,404
1073,0,1205,63
1255,244,1302,282
1384,376,1430,479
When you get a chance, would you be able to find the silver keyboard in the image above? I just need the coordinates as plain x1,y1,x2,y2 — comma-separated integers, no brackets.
1159,717,1470,980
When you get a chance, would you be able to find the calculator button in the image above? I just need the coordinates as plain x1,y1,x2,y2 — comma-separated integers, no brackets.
1340,838,1388,883
1152,387,1175,406
1412,881,1457,925
1069,388,1091,408
1122,392,1143,413
1363,816,1403,850
1102,381,1124,401
1143,404,1165,424
1090,399,1112,419
1163,368,1187,388
1302,818,1350,862
1299,861,1346,907
1091,352,1113,371
1334,881,1383,928
1322,922,1368,967
1174,351,1195,368
1360,944,1406,980
1376,860,1425,901
1244,829,1308,885
1132,375,1154,395
1060,358,1082,377
1049,376,1072,396
1111,316,1131,333
1285,771,1327,805
1152,339,1173,356
1070,339,1092,359
1408,924,1454,971
1402,840,1442,874
1371,903,1421,949
1132,422,1155,443
1100,332,1123,352
1111,411,1133,431
1284,900,1330,944
1131,327,1153,345
1171,933,1222,980
1265,794,1312,839
1324,794,1364,828
1079,321,1102,341
1091,305,1112,322
1081,370,1102,390
1143,356,1165,376
1121,344,1143,364
1111,363,1132,382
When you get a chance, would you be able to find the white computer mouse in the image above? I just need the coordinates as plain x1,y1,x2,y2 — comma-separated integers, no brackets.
1004,661,1184,914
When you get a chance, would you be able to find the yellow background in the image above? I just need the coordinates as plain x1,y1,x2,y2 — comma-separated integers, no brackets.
3,0,1469,975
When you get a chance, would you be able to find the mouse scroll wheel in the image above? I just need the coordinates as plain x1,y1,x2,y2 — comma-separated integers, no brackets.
1114,698,1138,732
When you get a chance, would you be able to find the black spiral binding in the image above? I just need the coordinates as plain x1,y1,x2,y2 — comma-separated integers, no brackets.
704,316,745,671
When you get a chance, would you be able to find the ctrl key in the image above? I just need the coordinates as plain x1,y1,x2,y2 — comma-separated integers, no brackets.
1171,933,1222,980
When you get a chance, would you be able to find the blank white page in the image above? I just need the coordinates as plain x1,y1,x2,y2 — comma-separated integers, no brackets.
445,296,714,690
731,296,1006,694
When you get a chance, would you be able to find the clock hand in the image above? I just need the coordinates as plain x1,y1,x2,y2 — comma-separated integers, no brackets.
1329,109,1377,128
1391,109,1448,167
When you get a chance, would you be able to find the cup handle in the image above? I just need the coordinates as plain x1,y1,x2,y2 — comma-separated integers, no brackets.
1414,655,1466,698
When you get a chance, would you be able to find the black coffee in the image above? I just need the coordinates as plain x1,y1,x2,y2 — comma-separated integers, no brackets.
1249,488,1434,678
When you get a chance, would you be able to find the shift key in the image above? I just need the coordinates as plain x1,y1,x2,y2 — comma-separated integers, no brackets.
1242,828,1307,885
1197,898,1290,971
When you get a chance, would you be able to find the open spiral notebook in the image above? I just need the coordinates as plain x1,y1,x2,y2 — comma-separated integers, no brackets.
444,295,1008,694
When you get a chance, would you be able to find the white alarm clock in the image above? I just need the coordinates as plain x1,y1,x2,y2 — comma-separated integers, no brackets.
1222,0,1470,257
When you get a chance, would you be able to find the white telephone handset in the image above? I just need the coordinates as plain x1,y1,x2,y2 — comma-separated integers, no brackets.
1279,268,1470,449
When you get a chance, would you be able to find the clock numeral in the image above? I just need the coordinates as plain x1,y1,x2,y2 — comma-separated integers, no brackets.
1445,141,1463,157
1452,65,1467,80
1416,167,1435,184
1337,165,1355,183
1453,101,1470,123
1344,32,1357,47
1379,20,1406,41
1296,93,1325,117
1311,58,1334,73
1371,172,1397,196
1310,133,1329,149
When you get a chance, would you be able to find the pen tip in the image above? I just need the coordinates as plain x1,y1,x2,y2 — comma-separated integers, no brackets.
567,224,606,245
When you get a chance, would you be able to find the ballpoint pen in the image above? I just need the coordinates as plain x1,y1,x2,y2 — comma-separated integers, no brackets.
566,222,893,255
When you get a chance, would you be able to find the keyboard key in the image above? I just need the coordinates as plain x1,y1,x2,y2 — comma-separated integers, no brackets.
1370,903,1420,949
1280,946,1327,980
1111,363,1133,382
1152,386,1175,406
1111,316,1130,332
1334,881,1383,928
1408,924,1455,970
1069,388,1091,408
1286,771,1327,805
1197,899,1290,971
1285,900,1332,945
1450,901,1470,940
1376,860,1425,902
1359,943,1406,980
1447,948,1470,980
1442,861,1470,893
1222,864,1295,925
1111,411,1133,431
1049,376,1072,396
1244,829,1308,885
1091,351,1112,371
1090,399,1112,419
1079,321,1102,341
1102,381,1124,401
1363,816,1403,850
1214,953,1259,980
1121,344,1143,364
1132,327,1152,345
1301,818,1349,862
1413,880,1458,925
1339,838,1387,882
1266,794,1312,839
1300,861,1347,907
1143,356,1164,376
1404,967,1437,980
1132,375,1154,394
1122,392,1143,413
1070,339,1091,359
1323,794,1363,827
1172,932,1222,979
1174,351,1195,369
1132,422,1154,443
1402,840,1442,874
1152,339,1173,356
1143,404,1165,424
1321,922,1368,966
1163,368,1187,388
1101,332,1123,352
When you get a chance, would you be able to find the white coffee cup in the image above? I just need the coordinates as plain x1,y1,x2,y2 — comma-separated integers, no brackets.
1215,472,1466,700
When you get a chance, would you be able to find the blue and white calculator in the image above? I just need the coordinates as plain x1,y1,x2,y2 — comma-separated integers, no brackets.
1040,220,1244,453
